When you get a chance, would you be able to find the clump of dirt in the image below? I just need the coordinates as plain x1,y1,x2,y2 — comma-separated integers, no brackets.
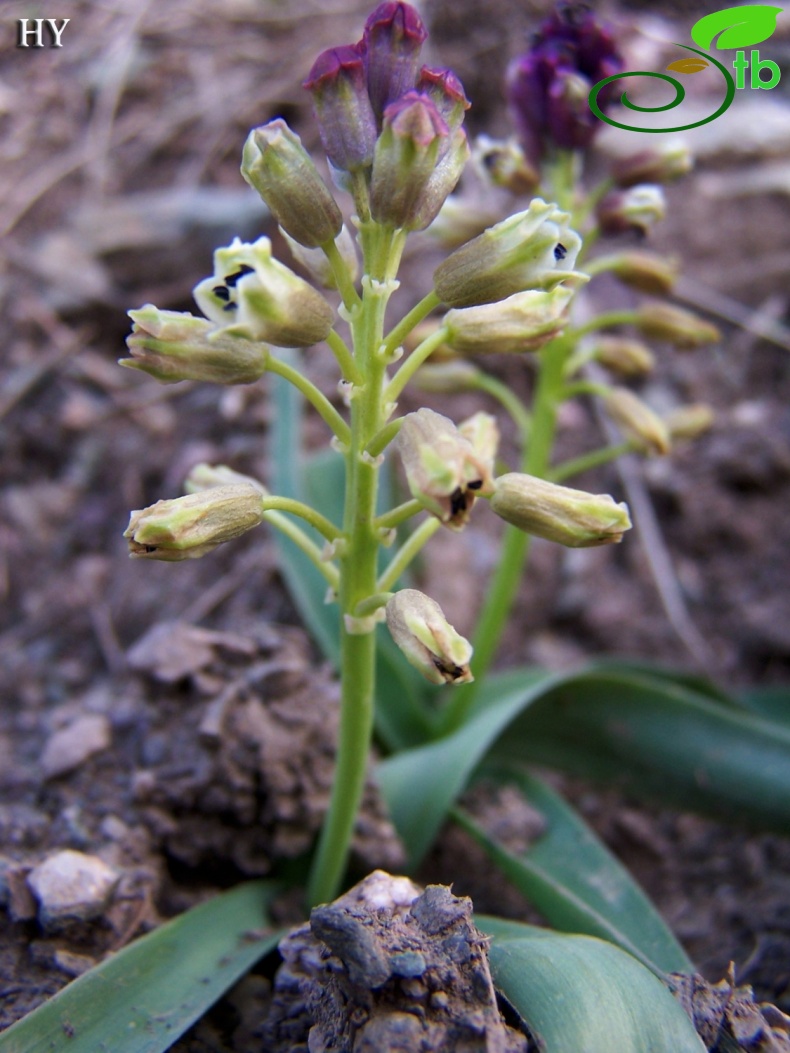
263,870,529,1052
0,619,402,1029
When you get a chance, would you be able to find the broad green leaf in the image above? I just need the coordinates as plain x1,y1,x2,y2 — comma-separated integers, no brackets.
379,665,790,870
490,669,790,832
580,659,734,707
738,684,790,726
454,765,692,974
0,881,282,1053
690,5,782,50
378,673,570,865
270,365,432,749
477,921,706,1053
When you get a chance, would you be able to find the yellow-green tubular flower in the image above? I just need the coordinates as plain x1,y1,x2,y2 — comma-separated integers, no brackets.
432,198,584,308
489,473,631,548
411,359,483,394
612,144,693,188
591,336,655,377
458,411,500,471
241,120,343,248
665,403,714,441
120,306,269,385
183,463,268,495
124,485,264,561
471,134,539,195
396,407,496,530
597,250,679,295
193,237,334,348
596,184,666,235
385,589,473,685
603,388,671,456
635,302,720,350
443,285,577,355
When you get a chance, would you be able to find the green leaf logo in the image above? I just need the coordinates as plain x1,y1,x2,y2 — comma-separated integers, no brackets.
691,4,783,50
666,58,710,74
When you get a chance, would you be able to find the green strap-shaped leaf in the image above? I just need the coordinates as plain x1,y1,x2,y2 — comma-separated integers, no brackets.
379,666,790,871
454,765,692,974
378,671,568,866
738,684,790,727
690,4,782,50
0,881,282,1053
477,920,706,1053
489,669,790,831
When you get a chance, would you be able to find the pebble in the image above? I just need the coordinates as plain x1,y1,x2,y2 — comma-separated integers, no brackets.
27,849,119,930
41,714,111,779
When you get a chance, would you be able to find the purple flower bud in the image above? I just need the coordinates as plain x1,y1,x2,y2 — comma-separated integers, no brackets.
507,4,622,163
363,1,428,121
416,66,470,136
304,44,378,172
408,127,469,232
370,91,449,230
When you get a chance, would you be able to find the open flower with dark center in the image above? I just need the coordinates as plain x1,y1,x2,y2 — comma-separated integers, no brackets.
433,199,584,309
507,3,622,164
396,408,496,530
193,237,334,348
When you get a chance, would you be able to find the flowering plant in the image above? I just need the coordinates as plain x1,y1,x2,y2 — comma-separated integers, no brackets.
8,5,790,1053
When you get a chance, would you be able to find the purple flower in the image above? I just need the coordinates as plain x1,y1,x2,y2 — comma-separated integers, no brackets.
303,44,378,172
370,91,449,229
416,66,470,137
363,2,428,121
507,3,622,163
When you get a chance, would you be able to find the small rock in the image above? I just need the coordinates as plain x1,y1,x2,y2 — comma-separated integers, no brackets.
27,849,119,930
3,863,37,921
53,949,98,977
41,714,111,779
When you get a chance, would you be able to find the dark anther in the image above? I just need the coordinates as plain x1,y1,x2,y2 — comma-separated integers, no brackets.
213,285,231,301
467,479,483,491
433,658,465,680
224,264,255,287
554,243,567,261
144,545,158,554
222,302,237,312
450,487,467,518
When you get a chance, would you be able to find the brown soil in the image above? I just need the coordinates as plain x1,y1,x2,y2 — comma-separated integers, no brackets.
2,1,790,1049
